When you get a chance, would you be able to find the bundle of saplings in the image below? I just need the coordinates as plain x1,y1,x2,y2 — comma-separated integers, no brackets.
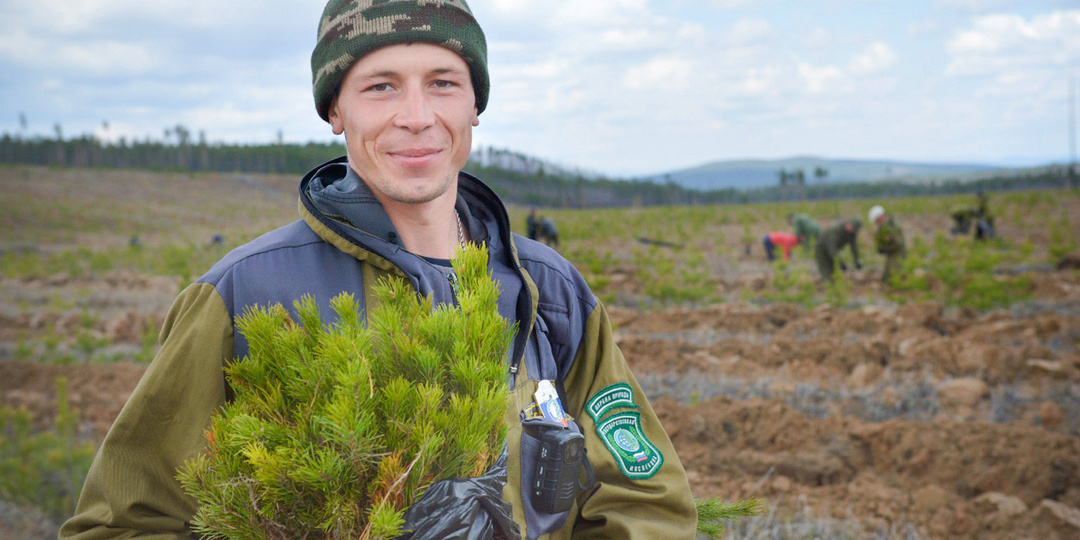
178,243,516,539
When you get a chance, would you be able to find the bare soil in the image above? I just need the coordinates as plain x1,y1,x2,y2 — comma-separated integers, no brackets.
2,166,1079,538
4,269,1080,539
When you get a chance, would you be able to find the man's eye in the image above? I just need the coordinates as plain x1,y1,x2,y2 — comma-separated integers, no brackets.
432,80,456,88
367,83,392,92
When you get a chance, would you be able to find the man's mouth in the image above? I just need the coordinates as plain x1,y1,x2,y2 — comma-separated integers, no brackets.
388,148,442,167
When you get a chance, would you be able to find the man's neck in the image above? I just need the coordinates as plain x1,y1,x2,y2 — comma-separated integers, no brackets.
378,190,462,260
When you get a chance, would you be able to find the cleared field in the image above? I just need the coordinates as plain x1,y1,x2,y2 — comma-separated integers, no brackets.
2,164,1079,539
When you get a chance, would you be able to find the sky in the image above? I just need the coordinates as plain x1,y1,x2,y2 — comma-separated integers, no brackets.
1,0,1078,177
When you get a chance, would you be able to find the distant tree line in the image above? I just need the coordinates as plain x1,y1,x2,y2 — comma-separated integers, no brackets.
1,125,1075,208
0,125,346,174
747,168,1076,204
470,162,1076,208
778,167,829,187
462,162,728,208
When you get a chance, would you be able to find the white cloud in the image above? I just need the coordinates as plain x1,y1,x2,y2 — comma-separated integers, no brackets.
0,0,320,82
722,18,774,45
709,0,759,8
496,59,571,81
798,62,844,93
737,66,781,96
934,0,1017,15
0,31,159,76
4,0,320,34
623,56,696,90
598,28,668,51
848,41,898,74
907,19,943,37
801,27,833,49
548,0,653,28
946,10,1080,76
479,0,553,29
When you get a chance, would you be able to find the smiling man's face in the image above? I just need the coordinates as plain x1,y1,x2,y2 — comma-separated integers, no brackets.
329,42,479,208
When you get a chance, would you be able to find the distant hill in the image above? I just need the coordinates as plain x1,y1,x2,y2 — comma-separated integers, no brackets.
648,157,1003,191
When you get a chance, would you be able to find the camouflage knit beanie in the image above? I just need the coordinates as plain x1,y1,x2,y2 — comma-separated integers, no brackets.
311,0,489,122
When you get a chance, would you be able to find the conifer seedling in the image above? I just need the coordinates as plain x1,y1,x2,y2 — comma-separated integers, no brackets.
178,243,516,539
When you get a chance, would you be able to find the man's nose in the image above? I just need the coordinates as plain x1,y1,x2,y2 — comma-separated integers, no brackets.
394,86,435,133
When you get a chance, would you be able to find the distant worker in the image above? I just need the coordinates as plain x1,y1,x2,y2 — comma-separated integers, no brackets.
972,190,995,240
539,216,559,247
526,207,540,241
869,205,906,283
815,218,862,281
949,191,995,240
788,213,821,250
763,231,799,262
949,204,974,235
975,190,989,218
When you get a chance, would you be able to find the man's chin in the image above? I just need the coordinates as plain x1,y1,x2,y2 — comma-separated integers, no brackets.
382,177,456,205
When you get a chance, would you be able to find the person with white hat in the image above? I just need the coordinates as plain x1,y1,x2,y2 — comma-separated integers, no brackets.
869,205,906,283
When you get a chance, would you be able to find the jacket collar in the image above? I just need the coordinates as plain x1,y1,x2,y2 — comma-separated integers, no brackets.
304,159,402,248
301,156,501,251
297,156,535,379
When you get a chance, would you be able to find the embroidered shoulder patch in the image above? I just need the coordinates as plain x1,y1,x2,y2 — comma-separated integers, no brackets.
595,411,664,479
585,382,637,421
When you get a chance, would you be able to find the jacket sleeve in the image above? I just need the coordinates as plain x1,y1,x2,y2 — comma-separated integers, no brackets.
875,224,904,254
60,283,232,539
849,234,861,266
561,301,697,539
823,232,839,259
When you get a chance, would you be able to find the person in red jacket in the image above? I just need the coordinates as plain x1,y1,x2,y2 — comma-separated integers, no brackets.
763,231,800,261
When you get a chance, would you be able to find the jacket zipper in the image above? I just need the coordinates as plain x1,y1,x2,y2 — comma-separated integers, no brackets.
302,166,534,385
446,269,459,306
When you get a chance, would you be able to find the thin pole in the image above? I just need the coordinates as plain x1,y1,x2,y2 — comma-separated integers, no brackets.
1070,72,1077,189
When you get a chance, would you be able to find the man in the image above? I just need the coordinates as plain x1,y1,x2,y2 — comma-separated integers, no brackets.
526,207,540,240
539,215,559,247
949,204,974,235
60,1,696,539
868,205,905,283
815,217,862,281
788,212,820,250
972,190,995,240
763,230,799,262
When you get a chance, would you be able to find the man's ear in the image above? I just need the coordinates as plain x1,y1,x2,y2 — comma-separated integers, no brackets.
329,99,345,135
472,107,480,127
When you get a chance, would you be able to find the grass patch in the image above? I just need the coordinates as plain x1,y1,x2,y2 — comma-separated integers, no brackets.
0,378,96,520
887,233,1033,311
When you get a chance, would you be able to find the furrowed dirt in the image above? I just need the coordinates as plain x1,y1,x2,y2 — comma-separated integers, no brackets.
5,275,1079,539
2,166,1079,539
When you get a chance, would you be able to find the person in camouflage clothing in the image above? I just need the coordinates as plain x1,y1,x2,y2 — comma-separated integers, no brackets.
814,217,862,282
868,205,905,283
973,190,995,240
950,204,974,235
788,212,820,251
60,1,696,539
950,191,995,240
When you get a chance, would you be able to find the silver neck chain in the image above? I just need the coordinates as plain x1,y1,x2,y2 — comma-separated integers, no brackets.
454,208,465,248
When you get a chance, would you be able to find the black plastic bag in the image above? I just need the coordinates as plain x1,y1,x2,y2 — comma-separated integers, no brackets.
397,449,521,540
